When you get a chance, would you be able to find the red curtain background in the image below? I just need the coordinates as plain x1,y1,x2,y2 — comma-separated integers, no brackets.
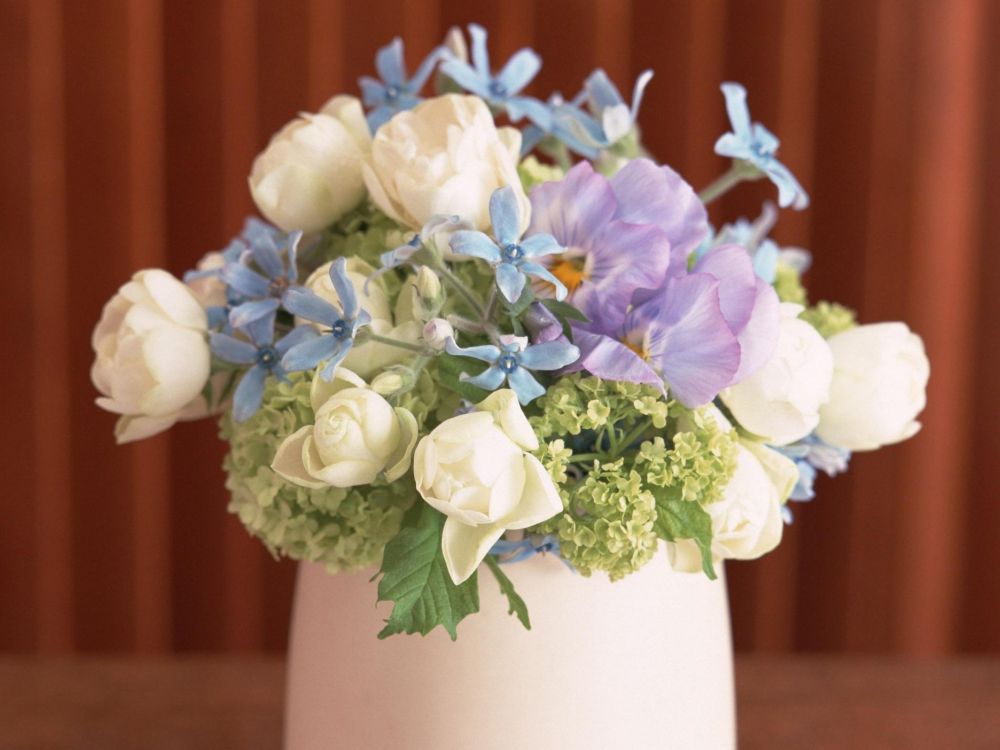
2,0,997,655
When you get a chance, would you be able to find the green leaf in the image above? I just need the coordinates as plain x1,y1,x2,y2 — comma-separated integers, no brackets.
483,555,531,631
505,286,536,316
375,504,480,640
651,488,717,580
540,297,590,324
435,353,491,404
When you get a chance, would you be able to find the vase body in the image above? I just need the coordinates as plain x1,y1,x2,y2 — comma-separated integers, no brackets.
284,550,735,750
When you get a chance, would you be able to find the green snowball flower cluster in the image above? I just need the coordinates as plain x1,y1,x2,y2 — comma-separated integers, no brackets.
773,260,808,305
527,376,737,580
801,300,858,338
222,374,417,573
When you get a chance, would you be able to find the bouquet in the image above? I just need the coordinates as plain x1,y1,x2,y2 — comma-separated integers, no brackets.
90,25,930,640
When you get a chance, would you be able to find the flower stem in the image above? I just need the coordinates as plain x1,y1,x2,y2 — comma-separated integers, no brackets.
698,161,758,205
363,332,427,354
435,262,486,319
568,452,606,464
612,418,653,458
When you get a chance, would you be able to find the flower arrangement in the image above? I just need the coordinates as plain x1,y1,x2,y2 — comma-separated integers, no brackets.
91,25,930,640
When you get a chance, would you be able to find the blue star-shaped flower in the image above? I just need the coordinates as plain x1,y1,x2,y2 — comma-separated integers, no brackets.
446,335,580,405
714,82,810,210
440,24,550,130
210,313,317,422
449,187,566,304
359,38,447,131
279,257,371,381
775,434,851,523
219,229,303,329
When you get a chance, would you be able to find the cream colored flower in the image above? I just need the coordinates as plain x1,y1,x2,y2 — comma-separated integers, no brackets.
721,303,833,445
91,269,210,443
817,323,929,451
300,258,421,378
249,96,371,233
413,390,561,584
362,94,530,232
271,368,417,489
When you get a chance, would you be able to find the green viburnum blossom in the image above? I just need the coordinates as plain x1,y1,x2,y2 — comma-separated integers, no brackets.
773,260,808,305
518,156,565,190
800,301,858,339
222,373,417,573
316,202,405,271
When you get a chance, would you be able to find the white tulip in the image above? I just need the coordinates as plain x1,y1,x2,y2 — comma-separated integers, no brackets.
362,94,530,233
272,368,417,489
413,390,561,584
249,95,371,233
300,258,421,378
91,269,210,443
667,440,796,572
816,323,929,451
721,303,833,446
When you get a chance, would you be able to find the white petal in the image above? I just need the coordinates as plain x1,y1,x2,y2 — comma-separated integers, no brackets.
440,517,505,585
504,454,563,530
271,427,328,490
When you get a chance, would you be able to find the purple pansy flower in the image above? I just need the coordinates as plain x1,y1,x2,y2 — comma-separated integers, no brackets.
450,187,567,304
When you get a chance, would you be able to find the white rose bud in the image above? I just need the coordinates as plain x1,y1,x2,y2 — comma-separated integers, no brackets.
362,94,530,232
249,95,371,233
301,258,421,378
668,440,797,572
422,318,454,351
91,269,211,443
371,370,410,396
721,303,833,446
272,369,417,488
413,390,562,584
816,323,929,451
416,266,442,305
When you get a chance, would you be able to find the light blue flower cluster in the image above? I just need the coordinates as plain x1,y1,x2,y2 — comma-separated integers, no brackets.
775,435,851,523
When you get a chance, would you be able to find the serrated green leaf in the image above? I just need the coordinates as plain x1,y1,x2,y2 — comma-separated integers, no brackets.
539,297,590,324
483,555,531,631
651,488,717,580
435,353,491,404
375,504,480,639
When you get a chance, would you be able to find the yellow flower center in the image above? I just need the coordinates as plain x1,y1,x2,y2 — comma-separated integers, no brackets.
549,258,587,293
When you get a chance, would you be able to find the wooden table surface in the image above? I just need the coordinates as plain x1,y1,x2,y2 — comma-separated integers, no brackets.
1,656,998,749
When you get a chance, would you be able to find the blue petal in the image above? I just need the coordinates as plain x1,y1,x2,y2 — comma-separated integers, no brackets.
713,132,753,161
461,365,506,391
275,324,318,356
328,257,357,319
506,367,546,405
281,334,338,373
286,231,302,283
210,332,258,365
439,60,491,98
496,49,541,95
519,341,580,370
504,96,553,129
584,69,623,111
221,263,270,298
375,38,407,86
520,262,567,301
359,77,387,107
496,262,527,304
365,105,395,132
720,82,752,141
445,338,500,364
450,230,501,262
232,366,268,422
409,47,447,91
488,187,521,246
319,342,352,381
229,298,279,331
283,287,339,328
764,161,810,210
468,23,490,76
242,311,277,347
252,234,284,278
520,233,563,258
628,70,653,120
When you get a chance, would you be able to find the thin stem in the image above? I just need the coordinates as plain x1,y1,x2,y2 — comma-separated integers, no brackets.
612,418,653,458
363,332,427,354
435,262,486,319
567,452,606,464
698,162,758,205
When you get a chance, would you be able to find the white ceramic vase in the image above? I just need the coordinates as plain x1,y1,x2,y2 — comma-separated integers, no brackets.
284,550,735,750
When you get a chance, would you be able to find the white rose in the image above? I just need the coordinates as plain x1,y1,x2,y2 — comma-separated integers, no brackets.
272,368,417,488
721,303,833,445
413,390,562,584
185,251,228,309
362,94,530,232
301,258,421,378
668,440,796,571
249,95,371,233
91,269,210,443
816,323,929,451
